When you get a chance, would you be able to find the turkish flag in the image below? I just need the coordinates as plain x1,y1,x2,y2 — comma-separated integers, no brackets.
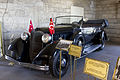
49,18,55,35
29,20,33,33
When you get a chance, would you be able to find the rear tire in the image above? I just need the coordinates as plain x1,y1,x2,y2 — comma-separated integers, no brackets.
49,50,70,78
99,32,105,50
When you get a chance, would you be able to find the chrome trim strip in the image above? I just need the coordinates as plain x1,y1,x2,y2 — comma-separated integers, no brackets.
5,55,49,71
86,44,101,54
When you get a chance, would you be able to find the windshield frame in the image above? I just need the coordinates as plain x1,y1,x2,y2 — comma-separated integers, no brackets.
55,15,83,26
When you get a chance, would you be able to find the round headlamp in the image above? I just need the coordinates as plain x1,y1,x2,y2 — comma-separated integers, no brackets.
21,32,29,40
42,34,52,43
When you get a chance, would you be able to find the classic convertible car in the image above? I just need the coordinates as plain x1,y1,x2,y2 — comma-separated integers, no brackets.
6,16,109,77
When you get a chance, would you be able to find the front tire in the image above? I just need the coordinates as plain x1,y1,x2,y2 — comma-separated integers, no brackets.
49,50,70,78
11,51,17,59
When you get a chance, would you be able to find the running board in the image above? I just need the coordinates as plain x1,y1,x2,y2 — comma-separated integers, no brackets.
76,44,101,60
83,44,101,54
5,55,49,71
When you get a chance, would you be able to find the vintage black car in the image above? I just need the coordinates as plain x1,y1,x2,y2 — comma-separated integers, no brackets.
6,16,109,77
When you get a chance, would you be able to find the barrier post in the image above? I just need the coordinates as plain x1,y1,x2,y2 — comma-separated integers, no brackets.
59,49,62,80
70,55,73,79
88,75,89,80
73,57,77,80
94,77,96,80
55,40,73,80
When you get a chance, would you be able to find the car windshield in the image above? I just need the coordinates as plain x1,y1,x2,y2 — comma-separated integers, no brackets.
55,16,83,25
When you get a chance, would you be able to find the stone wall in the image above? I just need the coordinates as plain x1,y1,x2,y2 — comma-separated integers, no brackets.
96,0,120,44
0,0,96,54
73,0,96,19
1,0,120,54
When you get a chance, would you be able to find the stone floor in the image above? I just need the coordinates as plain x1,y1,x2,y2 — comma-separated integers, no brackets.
0,44,120,80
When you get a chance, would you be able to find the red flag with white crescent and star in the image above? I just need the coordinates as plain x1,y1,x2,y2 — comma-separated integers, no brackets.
49,18,55,35
29,20,33,33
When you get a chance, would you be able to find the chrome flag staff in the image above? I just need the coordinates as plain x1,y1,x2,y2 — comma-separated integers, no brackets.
49,18,55,41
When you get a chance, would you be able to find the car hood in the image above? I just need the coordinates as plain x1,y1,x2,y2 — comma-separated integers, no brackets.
35,25,73,33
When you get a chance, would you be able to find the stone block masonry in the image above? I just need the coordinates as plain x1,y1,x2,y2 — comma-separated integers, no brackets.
1,0,120,54
0,0,96,54
96,0,120,44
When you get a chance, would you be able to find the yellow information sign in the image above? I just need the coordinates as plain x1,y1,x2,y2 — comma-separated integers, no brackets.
84,58,109,80
112,57,120,80
56,39,73,51
69,45,82,58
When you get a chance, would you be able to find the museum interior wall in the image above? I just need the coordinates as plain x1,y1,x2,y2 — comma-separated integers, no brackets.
0,0,96,54
95,0,120,44
0,0,119,54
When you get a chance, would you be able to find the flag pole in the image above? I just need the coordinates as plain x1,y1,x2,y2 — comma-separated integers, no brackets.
52,34,53,42
49,18,54,42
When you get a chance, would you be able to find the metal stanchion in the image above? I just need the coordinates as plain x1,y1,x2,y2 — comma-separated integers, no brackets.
70,55,73,79
94,77,96,80
59,49,62,80
88,75,89,80
56,40,73,80
69,45,82,80
73,57,77,80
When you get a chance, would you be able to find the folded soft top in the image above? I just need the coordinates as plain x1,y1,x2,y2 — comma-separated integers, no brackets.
83,19,109,27
72,19,109,28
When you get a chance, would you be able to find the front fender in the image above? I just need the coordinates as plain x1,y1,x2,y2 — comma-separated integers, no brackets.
8,37,30,62
33,41,58,62
8,37,25,56
8,44,15,51
73,33,85,45
8,38,21,51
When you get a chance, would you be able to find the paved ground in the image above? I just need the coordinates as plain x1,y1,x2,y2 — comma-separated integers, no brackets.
0,44,120,80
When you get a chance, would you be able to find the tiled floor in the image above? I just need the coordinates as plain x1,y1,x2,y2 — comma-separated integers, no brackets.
0,44,119,80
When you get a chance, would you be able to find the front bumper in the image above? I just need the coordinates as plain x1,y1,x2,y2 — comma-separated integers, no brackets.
5,55,49,71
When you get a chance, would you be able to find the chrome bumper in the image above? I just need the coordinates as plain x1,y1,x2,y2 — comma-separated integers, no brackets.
5,55,49,71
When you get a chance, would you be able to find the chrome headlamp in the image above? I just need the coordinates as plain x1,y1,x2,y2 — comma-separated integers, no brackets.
8,44,12,50
21,32,29,40
42,34,52,43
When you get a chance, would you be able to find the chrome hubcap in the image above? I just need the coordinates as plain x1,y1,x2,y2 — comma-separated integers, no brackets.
78,41,82,46
61,58,66,67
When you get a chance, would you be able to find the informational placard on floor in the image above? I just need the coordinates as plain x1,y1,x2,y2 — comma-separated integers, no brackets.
69,45,82,58
56,39,73,51
112,57,120,80
84,58,109,80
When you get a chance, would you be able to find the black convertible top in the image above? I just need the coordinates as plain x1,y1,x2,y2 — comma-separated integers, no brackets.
83,19,109,28
72,19,109,28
